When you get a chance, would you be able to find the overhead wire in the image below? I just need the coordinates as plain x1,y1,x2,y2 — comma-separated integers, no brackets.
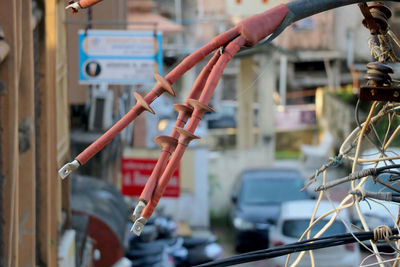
355,99,384,149
351,102,385,267
291,102,394,267
195,228,400,267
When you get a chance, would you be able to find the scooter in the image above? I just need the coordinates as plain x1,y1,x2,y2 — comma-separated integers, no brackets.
126,214,222,267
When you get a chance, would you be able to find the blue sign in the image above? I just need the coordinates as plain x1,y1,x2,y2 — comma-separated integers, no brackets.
79,30,163,85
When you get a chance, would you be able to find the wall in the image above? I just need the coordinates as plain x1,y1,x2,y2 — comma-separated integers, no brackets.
275,11,335,51
0,0,70,265
334,5,371,61
315,88,359,152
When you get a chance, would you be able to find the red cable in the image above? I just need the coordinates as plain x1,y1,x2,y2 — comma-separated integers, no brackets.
140,4,290,219
79,0,104,8
71,3,289,166
142,36,246,219
139,51,221,203
74,31,237,165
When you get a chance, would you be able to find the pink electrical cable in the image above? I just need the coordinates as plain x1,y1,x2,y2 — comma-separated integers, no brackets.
142,36,246,219
140,3,290,222
59,29,238,178
62,3,287,178
63,0,291,231
138,51,221,205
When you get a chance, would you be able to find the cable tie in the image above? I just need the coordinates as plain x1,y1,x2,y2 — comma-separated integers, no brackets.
353,188,366,201
373,225,393,243
328,156,343,167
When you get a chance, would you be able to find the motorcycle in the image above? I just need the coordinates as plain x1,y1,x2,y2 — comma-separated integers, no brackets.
125,214,222,267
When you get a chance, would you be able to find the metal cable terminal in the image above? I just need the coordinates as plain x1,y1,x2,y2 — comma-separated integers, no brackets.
65,1,82,12
131,217,148,236
365,61,393,87
131,200,146,222
58,160,80,179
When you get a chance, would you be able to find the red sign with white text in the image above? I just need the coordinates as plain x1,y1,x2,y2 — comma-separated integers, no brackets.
121,158,180,198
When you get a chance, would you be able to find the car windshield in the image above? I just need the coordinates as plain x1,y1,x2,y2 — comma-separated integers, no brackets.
364,173,400,194
283,219,346,238
240,172,308,205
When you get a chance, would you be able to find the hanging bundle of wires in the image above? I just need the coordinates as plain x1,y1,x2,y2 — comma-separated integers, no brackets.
316,164,400,192
195,228,399,267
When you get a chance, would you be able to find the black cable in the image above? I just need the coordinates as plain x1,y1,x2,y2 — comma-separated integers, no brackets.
195,228,399,267
388,175,400,181
379,170,400,183
377,164,400,173
374,176,400,194
380,170,400,176
286,0,400,23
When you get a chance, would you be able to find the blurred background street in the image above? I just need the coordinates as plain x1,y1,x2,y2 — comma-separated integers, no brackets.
2,0,400,266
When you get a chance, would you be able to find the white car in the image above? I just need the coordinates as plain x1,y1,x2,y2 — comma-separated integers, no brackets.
269,200,361,267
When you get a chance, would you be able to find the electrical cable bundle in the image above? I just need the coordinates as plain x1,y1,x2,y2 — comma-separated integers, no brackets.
195,228,399,267
62,1,400,266
316,164,400,192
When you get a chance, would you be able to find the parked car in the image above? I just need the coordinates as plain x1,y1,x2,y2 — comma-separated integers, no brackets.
269,200,361,267
356,148,400,247
205,102,236,129
204,100,259,129
229,168,311,252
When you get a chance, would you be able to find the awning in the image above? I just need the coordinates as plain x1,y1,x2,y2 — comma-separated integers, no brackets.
127,12,184,34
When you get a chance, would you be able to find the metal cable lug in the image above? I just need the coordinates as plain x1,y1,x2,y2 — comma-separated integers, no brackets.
65,1,82,11
133,92,155,114
131,217,148,236
131,200,146,222
58,159,80,179
154,73,175,96
350,190,393,202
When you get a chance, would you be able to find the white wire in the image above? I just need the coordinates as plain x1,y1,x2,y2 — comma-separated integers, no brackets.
360,254,400,267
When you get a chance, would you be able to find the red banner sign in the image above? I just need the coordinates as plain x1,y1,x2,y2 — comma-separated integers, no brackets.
121,158,180,198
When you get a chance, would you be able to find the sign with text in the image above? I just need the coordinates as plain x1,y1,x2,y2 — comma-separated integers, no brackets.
79,30,163,85
121,158,180,198
275,104,316,131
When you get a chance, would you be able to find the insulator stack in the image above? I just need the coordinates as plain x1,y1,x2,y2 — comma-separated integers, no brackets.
364,61,393,87
362,3,392,34
369,4,392,33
